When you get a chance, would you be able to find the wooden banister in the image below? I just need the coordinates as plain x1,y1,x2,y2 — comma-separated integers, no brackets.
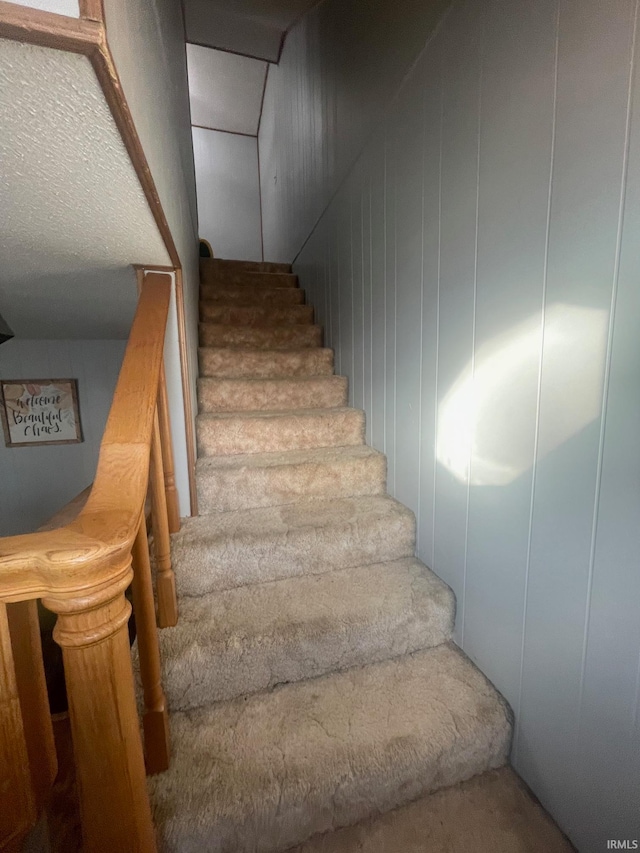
0,272,177,852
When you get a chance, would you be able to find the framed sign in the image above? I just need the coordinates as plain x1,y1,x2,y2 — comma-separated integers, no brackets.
0,379,83,447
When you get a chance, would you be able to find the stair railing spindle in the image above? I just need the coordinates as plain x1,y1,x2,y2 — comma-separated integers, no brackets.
157,362,181,534
151,408,178,628
131,517,170,775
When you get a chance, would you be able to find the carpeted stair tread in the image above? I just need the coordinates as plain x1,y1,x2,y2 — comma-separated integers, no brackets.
200,303,314,326
196,445,386,513
288,767,574,853
200,284,305,304
198,375,348,413
201,257,292,275
200,268,299,289
199,323,322,350
157,557,455,711
197,407,365,456
148,643,512,853
198,347,334,378
172,494,415,596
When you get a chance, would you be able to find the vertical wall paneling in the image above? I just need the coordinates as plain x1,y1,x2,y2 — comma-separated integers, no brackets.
351,164,364,411
362,156,373,445
463,0,558,703
576,6,640,845
393,64,426,515
383,117,396,488
418,36,443,564
336,185,352,383
518,2,636,844
432,0,483,626
279,0,640,846
369,129,387,454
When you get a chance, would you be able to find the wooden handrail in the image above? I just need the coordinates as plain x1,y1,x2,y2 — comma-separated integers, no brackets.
0,275,171,600
0,272,177,853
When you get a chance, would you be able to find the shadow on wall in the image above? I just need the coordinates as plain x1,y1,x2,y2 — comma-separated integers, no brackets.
437,304,609,486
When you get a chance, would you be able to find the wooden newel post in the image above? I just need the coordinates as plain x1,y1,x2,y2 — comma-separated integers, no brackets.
151,408,178,628
44,567,157,853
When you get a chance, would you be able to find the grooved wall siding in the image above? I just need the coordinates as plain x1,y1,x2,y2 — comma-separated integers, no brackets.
260,0,640,849
0,339,125,536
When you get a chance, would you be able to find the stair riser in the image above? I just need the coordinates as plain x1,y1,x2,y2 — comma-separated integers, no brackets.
200,285,305,305
200,270,298,288
199,324,322,350
162,562,455,710
198,377,348,413
198,348,334,378
197,452,386,513
173,508,416,597
201,258,291,275
197,409,365,456
200,304,314,326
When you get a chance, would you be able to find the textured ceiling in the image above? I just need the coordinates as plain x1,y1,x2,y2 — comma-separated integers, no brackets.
184,0,319,62
0,38,171,339
187,44,266,135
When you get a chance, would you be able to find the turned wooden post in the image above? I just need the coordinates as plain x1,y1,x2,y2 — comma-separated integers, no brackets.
157,362,181,534
131,519,170,775
151,408,178,628
44,567,157,853
0,602,37,852
7,600,57,810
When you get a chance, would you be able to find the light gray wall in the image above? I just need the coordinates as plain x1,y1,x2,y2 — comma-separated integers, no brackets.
258,0,449,263
0,339,125,536
192,128,263,261
5,0,79,15
102,0,199,516
259,0,640,849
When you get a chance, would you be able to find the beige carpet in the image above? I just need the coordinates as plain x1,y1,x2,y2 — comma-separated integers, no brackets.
290,767,575,853
146,257,522,851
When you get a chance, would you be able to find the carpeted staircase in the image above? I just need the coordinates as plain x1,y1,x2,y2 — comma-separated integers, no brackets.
148,258,513,853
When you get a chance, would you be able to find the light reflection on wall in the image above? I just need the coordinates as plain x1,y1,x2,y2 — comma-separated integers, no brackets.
436,304,609,486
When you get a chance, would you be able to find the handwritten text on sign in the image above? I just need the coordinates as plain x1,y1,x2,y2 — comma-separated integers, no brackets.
1,379,83,446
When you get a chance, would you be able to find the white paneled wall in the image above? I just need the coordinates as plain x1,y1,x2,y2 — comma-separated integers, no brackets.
0,339,125,536
192,127,263,261
259,0,640,849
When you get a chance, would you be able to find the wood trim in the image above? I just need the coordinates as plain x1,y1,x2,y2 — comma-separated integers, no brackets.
136,266,198,518
78,0,104,22
191,124,256,138
186,38,277,65
175,267,199,516
0,2,102,53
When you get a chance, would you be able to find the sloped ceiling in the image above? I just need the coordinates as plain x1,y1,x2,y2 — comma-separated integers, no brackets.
183,0,319,62
0,38,171,339
187,44,267,135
